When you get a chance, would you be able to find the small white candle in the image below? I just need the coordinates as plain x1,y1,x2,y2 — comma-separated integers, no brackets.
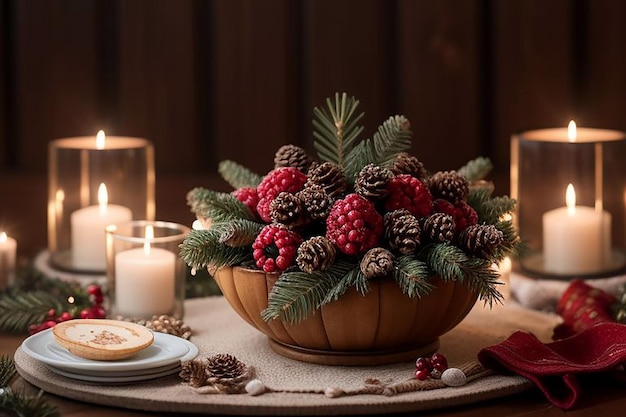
0,231,17,290
71,183,132,271
114,225,176,317
543,184,611,275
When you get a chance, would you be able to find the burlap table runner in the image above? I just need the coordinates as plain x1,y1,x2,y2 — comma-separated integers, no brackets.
14,296,559,415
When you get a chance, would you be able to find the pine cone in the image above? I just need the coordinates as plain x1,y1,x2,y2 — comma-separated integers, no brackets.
458,224,504,259
298,183,334,220
269,192,308,228
428,170,469,204
296,236,336,273
422,213,456,243
306,162,348,198
180,359,209,387
392,152,428,180
354,164,394,200
206,354,247,380
360,247,394,279
384,209,421,254
274,144,314,173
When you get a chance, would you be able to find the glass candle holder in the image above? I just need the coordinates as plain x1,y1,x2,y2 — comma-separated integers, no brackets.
105,220,189,319
511,123,626,278
48,132,155,273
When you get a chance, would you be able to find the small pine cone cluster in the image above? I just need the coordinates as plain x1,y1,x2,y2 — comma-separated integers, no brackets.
117,315,192,340
256,167,307,222
326,193,384,256
296,236,336,273
274,144,314,173
428,170,469,204
205,353,248,380
354,164,394,200
180,359,209,388
392,152,428,180
384,174,433,218
306,162,348,198
422,212,456,243
298,184,334,221
458,224,504,259
360,247,394,279
269,192,308,228
384,209,421,254
252,224,303,272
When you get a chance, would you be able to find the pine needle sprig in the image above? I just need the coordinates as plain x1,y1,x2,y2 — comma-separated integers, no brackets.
393,255,434,298
187,188,256,222
0,291,66,333
179,229,250,272
313,92,364,168
343,115,413,182
467,187,516,225
218,159,263,189
1,356,59,416
458,156,493,182
262,259,354,324
322,267,368,304
210,219,264,247
0,355,15,386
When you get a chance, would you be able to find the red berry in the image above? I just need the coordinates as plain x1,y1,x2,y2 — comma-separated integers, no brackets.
47,309,56,317
233,187,260,218
415,369,430,381
91,305,106,319
59,312,73,322
80,309,93,319
433,199,478,232
415,357,433,372
384,175,433,218
44,320,57,329
256,167,307,222
431,353,448,371
326,194,384,255
90,293,104,304
87,284,102,296
252,224,303,272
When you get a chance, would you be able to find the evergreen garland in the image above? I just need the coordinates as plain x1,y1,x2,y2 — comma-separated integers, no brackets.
0,291,66,333
218,159,263,188
393,255,433,298
322,266,367,304
212,219,264,247
0,356,59,417
187,188,256,222
179,229,250,271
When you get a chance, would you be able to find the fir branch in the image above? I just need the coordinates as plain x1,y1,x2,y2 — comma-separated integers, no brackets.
262,259,354,324
393,255,434,298
210,219,264,247
312,92,364,168
343,115,413,182
0,355,15,386
0,291,66,333
218,159,262,189
179,229,250,271
467,187,516,225
186,188,256,222
458,157,493,182
0,356,59,417
322,267,368,304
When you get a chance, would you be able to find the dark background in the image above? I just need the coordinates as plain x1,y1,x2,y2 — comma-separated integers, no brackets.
1,0,625,258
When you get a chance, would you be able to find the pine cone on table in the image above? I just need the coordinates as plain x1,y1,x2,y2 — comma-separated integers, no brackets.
206,353,248,381
384,209,421,254
180,359,209,388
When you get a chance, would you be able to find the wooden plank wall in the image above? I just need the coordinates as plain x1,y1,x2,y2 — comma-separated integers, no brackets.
2,0,626,256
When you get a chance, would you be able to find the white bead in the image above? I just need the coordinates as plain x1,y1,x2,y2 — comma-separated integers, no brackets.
245,379,266,396
324,387,344,398
441,368,467,387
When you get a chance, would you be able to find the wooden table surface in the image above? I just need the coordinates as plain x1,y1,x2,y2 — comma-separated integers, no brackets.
2,330,626,417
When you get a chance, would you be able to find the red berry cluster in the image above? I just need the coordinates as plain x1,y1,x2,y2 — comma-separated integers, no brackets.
325,193,384,256
233,186,260,218
28,284,106,334
256,167,307,222
252,224,303,272
433,199,478,233
414,353,449,380
384,174,433,218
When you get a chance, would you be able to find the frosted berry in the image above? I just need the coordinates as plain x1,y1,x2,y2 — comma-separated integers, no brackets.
256,167,307,222
433,199,478,232
384,174,433,218
232,187,260,217
326,194,384,256
252,224,303,272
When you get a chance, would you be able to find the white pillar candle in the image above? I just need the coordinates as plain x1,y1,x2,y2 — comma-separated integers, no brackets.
71,183,132,271
0,231,17,290
114,226,176,317
543,184,611,275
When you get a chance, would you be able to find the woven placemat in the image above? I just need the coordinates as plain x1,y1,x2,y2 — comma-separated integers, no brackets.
14,296,559,415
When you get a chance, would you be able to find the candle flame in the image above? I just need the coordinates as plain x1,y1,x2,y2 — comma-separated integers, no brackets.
98,183,108,215
567,120,577,142
0,232,6,243
96,130,106,149
144,225,154,255
566,183,576,214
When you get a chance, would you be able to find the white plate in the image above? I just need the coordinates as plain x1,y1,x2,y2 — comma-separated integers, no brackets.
48,364,182,384
21,328,198,373
55,361,182,377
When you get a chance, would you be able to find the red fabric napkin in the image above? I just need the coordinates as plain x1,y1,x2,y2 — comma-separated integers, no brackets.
478,321,626,409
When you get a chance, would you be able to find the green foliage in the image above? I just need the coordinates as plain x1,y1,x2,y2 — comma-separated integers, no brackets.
343,115,413,182
262,259,354,324
179,229,250,271
218,159,263,189
211,219,264,247
322,267,368,304
458,156,493,182
0,356,59,417
393,255,434,298
313,92,364,167
0,355,15,386
468,187,516,225
187,188,256,222
0,291,69,333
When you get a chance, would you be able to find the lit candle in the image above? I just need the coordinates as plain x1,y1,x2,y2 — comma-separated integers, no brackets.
0,232,17,290
542,184,611,275
114,225,176,317
71,183,132,271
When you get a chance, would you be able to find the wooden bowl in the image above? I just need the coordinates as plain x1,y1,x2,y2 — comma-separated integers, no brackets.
213,266,478,365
